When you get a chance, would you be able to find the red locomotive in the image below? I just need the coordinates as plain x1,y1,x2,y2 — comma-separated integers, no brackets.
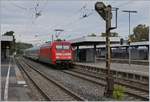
24,41,73,68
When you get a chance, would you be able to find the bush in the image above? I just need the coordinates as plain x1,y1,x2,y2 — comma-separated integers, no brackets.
113,85,125,100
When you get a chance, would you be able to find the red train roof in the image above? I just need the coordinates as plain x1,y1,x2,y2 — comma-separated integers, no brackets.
40,41,71,48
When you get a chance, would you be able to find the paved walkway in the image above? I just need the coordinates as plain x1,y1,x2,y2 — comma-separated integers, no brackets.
75,62,149,76
1,56,33,101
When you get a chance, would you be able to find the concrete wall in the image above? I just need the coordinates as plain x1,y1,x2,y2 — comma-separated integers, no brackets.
131,48,148,60
86,49,94,62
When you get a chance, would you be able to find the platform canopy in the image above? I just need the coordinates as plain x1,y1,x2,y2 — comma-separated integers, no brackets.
1,35,13,42
69,36,120,46
1,35,14,49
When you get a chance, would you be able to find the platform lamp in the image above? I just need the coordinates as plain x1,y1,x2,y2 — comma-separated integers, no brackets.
122,10,137,65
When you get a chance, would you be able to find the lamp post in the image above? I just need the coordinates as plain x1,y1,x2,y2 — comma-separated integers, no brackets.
122,10,137,65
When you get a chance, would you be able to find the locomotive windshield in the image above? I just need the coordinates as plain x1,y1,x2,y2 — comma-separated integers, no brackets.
63,45,70,49
56,45,63,50
56,45,70,50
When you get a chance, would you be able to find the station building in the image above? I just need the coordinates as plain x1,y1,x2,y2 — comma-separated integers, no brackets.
70,36,149,62
1,35,14,60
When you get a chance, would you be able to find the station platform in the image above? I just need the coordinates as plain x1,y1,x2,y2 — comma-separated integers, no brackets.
74,62,149,76
1,56,33,101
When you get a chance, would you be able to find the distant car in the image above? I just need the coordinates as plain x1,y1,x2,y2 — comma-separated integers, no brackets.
24,41,73,68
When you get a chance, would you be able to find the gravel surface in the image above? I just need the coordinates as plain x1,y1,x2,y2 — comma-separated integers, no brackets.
23,58,105,101
22,58,145,101
17,60,45,101
19,60,77,101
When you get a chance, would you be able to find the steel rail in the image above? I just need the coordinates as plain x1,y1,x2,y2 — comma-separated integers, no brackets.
73,64,149,85
70,69,149,92
16,59,51,101
20,58,85,101
62,69,149,101
22,57,149,101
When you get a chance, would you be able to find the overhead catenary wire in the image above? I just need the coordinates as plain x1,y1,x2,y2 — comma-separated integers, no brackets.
8,1,94,41
8,1,136,43
37,5,86,38
62,1,136,39
8,0,35,11
9,0,49,38
5,1,93,43
56,1,135,40
52,5,96,39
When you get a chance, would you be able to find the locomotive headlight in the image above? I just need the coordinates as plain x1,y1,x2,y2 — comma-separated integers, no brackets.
67,56,71,59
56,53,62,56
56,53,71,56
64,53,71,56
56,56,60,59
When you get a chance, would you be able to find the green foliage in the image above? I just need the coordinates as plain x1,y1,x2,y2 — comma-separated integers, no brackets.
16,42,33,54
55,39,62,41
3,31,14,36
88,33,96,37
113,85,125,100
130,24,149,42
101,32,119,37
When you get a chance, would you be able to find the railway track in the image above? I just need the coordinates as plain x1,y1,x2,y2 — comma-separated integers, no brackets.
74,64,149,86
16,58,85,101
73,63,149,84
62,69,149,101
21,57,149,101
70,68,149,92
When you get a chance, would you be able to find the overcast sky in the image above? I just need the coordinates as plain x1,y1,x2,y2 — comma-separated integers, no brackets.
1,0,150,45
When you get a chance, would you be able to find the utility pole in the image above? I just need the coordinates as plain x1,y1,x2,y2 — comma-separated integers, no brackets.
95,2,118,97
54,29,64,40
122,10,137,65
52,34,54,42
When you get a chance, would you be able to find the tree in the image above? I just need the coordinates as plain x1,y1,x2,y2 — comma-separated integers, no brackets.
56,38,62,41
16,42,33,55
88,33,96,37
129,24,149,42
101,32,119,37
3,31,14,36
3,31,15,54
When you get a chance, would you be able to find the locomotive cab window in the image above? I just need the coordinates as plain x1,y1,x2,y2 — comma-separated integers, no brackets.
56,45,63,50
63,45,70,50
56,45,70,50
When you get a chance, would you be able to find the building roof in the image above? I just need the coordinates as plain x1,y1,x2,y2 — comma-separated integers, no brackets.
78,41,149,49
1,35,13,42
70,36,120,46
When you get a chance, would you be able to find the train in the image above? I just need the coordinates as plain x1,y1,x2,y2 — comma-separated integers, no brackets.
24,41,73,68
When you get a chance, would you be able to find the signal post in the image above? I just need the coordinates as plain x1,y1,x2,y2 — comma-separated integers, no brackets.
105,5,113,97
95,2,118,97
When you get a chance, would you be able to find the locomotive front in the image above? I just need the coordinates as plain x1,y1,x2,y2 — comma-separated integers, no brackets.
54,41,73,67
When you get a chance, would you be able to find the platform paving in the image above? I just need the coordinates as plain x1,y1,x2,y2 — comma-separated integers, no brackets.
1,56,33,101
75,62,149,76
